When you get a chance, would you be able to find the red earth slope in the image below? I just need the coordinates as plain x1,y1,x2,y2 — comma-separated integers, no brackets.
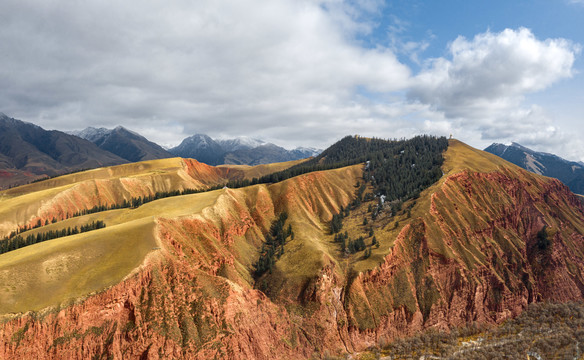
2,141,584,358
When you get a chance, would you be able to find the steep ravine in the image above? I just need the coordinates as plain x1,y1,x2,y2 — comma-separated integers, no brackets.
344,168,584,349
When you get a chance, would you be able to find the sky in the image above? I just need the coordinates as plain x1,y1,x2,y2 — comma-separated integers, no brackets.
1,0,583,160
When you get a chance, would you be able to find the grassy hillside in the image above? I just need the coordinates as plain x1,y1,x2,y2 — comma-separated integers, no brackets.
0,157,304,238
2,138,584,359
0,155,344,315
0,189,224,314
0,139,533,315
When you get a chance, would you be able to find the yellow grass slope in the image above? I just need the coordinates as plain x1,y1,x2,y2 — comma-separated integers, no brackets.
0,158,303,238
0,159,326,313
0,218,155,314
263,139,582,288
0,189,226,314
217,158,307,180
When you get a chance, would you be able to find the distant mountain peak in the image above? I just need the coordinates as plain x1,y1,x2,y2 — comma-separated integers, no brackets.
216,136,266,152
485,142,584,195
509,142,542,154
292,146,322,157
70,125,172,162
0,113,42,129
182,134,215,147
0,115,127,188
170,134,224,165
112,125,140,136
71,127,112,143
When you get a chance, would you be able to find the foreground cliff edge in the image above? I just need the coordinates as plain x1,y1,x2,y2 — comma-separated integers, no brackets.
1,139,584,359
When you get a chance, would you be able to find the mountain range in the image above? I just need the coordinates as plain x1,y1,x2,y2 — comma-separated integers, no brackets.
0,114,321,189
2,135,584,359
71,126,321,167
485,142,584,195
168,133,321,166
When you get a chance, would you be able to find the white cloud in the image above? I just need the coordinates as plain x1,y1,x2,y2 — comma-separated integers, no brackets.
410,28,578,119
0,0,410,148
409,28,584,161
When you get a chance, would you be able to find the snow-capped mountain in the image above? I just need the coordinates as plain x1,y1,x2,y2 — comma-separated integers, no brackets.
216,136,265,152
290,147,321,159
69,127,112,143
170,134,322,166
70,126,172,162
169,134,226,165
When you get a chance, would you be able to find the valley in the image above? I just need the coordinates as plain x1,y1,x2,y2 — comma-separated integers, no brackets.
1,137,584,359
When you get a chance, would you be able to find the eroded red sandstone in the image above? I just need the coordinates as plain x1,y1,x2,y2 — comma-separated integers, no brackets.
2,166,584,359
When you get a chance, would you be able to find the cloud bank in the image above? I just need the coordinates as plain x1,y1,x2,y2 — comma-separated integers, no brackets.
411,28,577,119
0,1,582,160
0,0,410,147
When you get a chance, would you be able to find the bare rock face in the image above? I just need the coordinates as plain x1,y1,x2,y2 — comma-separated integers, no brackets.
2,148,584,358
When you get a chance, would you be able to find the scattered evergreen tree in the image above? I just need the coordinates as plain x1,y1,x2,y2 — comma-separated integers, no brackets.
537,225,550,250
253,213,293,278
330,213,344,234
0,220,106,255
3,135,447,256
346,236,366,254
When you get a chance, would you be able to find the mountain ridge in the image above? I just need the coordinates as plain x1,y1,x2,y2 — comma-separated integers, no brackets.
485,141,584,194
0,114,127,189
2,138,584,359
0,114,322,189
71,126,173,162
71,125,322,166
